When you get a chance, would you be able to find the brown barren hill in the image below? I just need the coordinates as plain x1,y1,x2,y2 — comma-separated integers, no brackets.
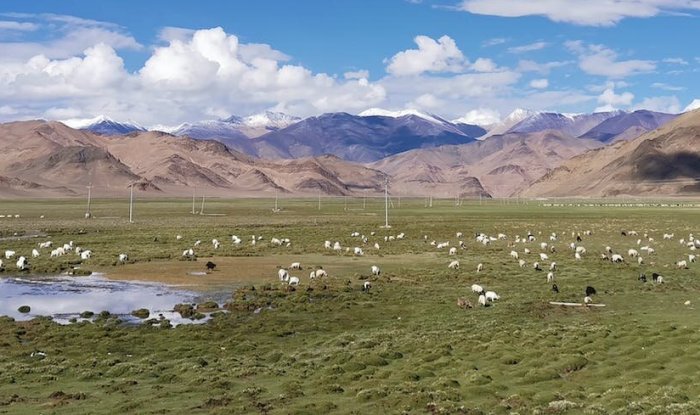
521,109,700,198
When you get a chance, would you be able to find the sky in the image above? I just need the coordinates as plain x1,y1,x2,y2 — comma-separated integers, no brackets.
0,0,699,127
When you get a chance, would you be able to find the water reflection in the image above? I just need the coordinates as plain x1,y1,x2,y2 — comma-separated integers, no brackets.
0,274,214,326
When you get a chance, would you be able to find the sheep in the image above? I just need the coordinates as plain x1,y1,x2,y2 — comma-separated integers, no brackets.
677,260,688,269
628,249,639,258
655,275,664,284
485,291,499,302
549,262,557,271
647,247,655,255
371,265,381,276
585,286,597,296
362,281,372,292
354,247,364,256
575,246,586,254
456,231,463,238
311,268,328,279
324,240,332,249
118,253,128,262
16,256,28,271
550,245,557,253
397,232,405,239
547,272,555,282
270,238,282,246
374,243,380,250
637,256,644,265
663,233,674,240
333,242,342,252
449,247,457,255
80,250,92,260
575,252,582,261
584,296,593,304
471,284,484,294
524,248,531,255
38,241,52,249
533,262,542,271
205,261,217,271
689,254,696,263
498,233,507,240
0,259,3,271
182,248,195,258
540,242,548,251
457,297,472,309
551,284,559,293
32,249,40,258
478,294,487,307
176,235,182,240
611,254,624,263
476,263,484,273
518,259,526,267
278,268,290,282
290,262,302,270
194,240,202,246
50,247,65,257
510,251,519,260
4,250,15,259
288,276,300,286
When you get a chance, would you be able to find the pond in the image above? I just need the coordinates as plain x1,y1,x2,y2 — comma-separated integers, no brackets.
0,273,223,326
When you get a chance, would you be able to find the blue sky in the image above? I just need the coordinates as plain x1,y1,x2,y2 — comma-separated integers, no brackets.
0,0,698,126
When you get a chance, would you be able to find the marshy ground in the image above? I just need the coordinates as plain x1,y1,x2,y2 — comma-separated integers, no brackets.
0,197,699,414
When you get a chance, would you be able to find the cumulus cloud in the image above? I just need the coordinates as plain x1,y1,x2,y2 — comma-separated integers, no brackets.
470,57,499,72
632,95,681,113
452,108,501,125
386,35,466,76
507,41,548,54
566,41,655,78
457,0,700,26
344,70,369,80
529,78,549,89
595,85,634,111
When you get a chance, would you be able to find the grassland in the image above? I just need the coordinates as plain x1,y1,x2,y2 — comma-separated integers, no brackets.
1,197,700,414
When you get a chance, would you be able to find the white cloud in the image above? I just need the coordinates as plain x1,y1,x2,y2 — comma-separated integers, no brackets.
408,93,444,110
457,0,700,26
683,99,700,112
386,35,466,76
0,21,38,31
452,108,501,125
344,70,369,80
507,41,548,54
566,41,655,78
632,96,681,113
595,85,634,111
517,59,572,74
470,57,498,72
662,57,689,65
529,78,549,89
482,37,508,47
651,82,685,91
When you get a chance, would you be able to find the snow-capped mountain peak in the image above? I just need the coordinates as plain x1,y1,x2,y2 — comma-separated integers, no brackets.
241,111,300,129
359,108,448,125
60,115,146,135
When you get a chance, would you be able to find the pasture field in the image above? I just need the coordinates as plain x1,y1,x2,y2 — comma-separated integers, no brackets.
1,197,700,414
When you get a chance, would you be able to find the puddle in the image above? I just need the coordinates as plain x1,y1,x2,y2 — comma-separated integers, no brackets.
0,273,222,326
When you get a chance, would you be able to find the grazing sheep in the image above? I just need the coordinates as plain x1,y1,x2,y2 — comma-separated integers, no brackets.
628,249,639,257
540,242,548,250
477,263,483,273
471,284,484,294
176,235,182,240
478,294,487,307
524,248,531,255
449,247,457,255
690,254,697,263
448,260,460,270
677,260,688,269
638,273,647,283
485,291,499,302
324,240,332,249
270,238,282,246
333,242,342,252
611,254,624,263
278,268,290,282
575,252,582,261
510,251,519,260
289,276,300,286
651,272,662,282
38,241,52,249
655,275,664,284
205,261,216,271
32,249,40,258
182,248,195,258
362,281,372,292
518,259,526,267
533,262,542,271
456,232,463,238
585,286,597,296
194,240,202,246
4,250,15,259
374,243,380,250
371,265,381,276
16,256,28,271
212,239,221,249
457,297,472,309
547,272,555,282
549,262,557,271
309,268,327,279
551,284,559,293
118,253,128,262
354,247,364,256
80,250,91,260
647,247,656,255
584,296,593,304
575,246,586,255
290,262,302,270
0,259,3,271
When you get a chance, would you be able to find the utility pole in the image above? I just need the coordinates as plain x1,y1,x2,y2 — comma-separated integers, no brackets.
318,191,321,210
85,183,92,218
128,184,134,223
192,186,196,214
382,176,391,228
200,195,205,215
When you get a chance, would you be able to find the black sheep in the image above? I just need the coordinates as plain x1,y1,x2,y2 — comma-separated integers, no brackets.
551,284,559,294
652,272,662,282
205,261,216,271
638,273,647,283
585,286,597,296
621,231,627,236
576,235,582,242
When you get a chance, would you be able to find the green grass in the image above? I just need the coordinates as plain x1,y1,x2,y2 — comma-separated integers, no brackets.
1,197,700,414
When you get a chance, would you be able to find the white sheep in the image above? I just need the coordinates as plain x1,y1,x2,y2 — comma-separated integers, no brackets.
476,263,483,272
118,253,128,262
374,242,380,250
32,249,40,258
354,247,364,256
690,254,696,263
38,241,52,249
628,249,639,257
194,240,202,246
4,250,15,259
449,247,457,255
80,250,91,260
324,240,332,249
16,256,27,270
524,248,531,255
575,246,586,254
485,291,499,301
549,262,557,271
270,238,282,246
448,260,460,270
362,281,372,292
471,284,484,294
637,256,644,265
371,265,381,276
232,236,241,245
278,268,290,281
290,262,302,270
288,276,300,286
540,242,548,250
510,251,519,260
611,254,624,263
310,268,327,279
518,259,526,267
575,252,582,260
677,260,688,269
333,242,342,252
547,272,555,282
176,235,182,240
478,294,487,307
182,248,195,258
539,253,549,261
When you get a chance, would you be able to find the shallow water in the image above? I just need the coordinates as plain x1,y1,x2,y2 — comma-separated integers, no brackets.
0,273,217,326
